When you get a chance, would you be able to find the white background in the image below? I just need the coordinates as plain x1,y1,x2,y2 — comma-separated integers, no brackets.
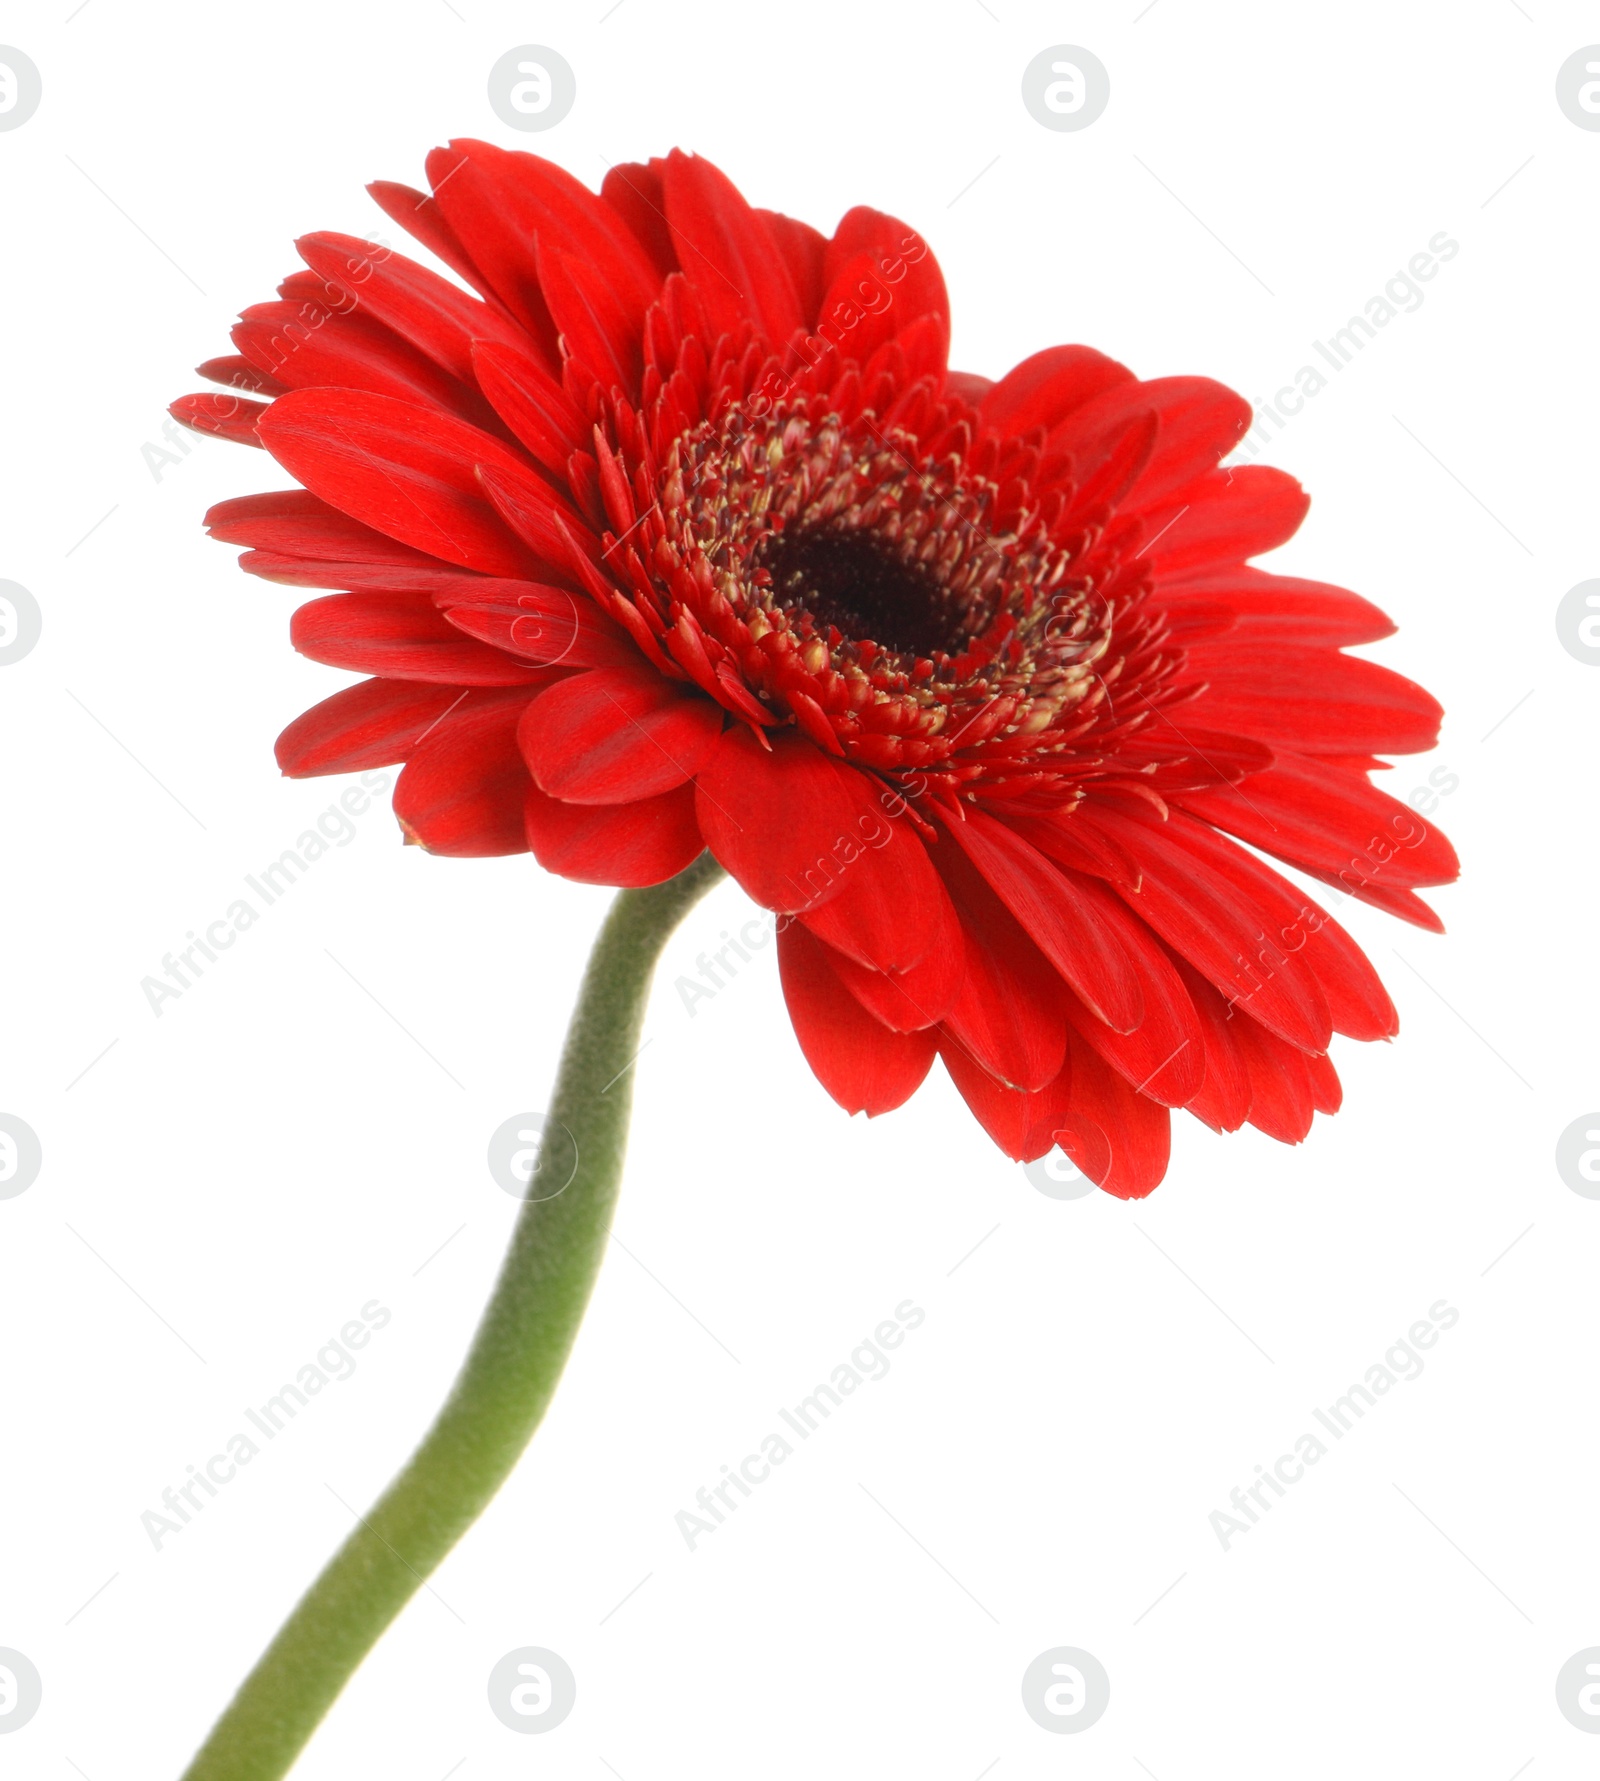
0,2,1593,1775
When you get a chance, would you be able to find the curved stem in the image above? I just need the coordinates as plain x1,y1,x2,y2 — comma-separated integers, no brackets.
179,851,726,1781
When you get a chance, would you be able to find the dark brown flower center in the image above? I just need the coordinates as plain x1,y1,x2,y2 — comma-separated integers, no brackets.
756,523,977,659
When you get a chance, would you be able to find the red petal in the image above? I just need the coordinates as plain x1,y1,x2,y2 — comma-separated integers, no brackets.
518,666,723,804
817,207,950,368
365,179,505,314
1142,466,1309,574
257,389,549,577
1058,916,1206,1111
472,459,592,572
205,490,442,566
1231,1015,1318,1143
794,807,951,975
275,678,470,777
826,208,948,313
662,149,805,348
1058,1028,1171,1200
946,371,994,408
523,781,704,886
1165,813,1399,1042
1101,726,1274,795
291,591,549,685
205,490,394,561
1009,810,1145,896
695,728,895,915
391,691,535,855
170,392,267,446
232,299,484,419
537,242,643,392
470,340,588,477
197,354,288,397
778,923,936,1116
1170,958,1252,1134
935,839,1067,1094
1178,751,1458,910
241,554,477,593
423,141,660,355
295,232,526,384
1177,645,1443,756
943,809,1145,1032
1054,411,1158,523
980,345,1132,438
759,209,829,323
940,1042,1074,1162
1085,801,1333,1054
810,885,965,1031
601,161,677,280
466,141,661,310
1057,376,1251,511
1154,566,1396,646
1307,1050,1343,1116
441,584,637,670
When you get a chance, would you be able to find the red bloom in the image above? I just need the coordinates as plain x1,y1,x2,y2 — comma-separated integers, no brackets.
174,142,1457,1197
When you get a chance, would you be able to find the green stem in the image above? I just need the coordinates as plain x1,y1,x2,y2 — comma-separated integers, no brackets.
179,851,726,1781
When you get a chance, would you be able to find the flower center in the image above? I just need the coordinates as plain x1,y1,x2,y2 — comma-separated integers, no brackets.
639,392,1127,793
755,522,977,659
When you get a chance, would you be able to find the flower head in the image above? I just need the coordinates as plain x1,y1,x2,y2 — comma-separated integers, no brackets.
174,142,1457,1197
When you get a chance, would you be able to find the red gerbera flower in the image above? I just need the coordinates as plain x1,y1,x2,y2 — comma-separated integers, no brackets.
173,141,1457,1199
